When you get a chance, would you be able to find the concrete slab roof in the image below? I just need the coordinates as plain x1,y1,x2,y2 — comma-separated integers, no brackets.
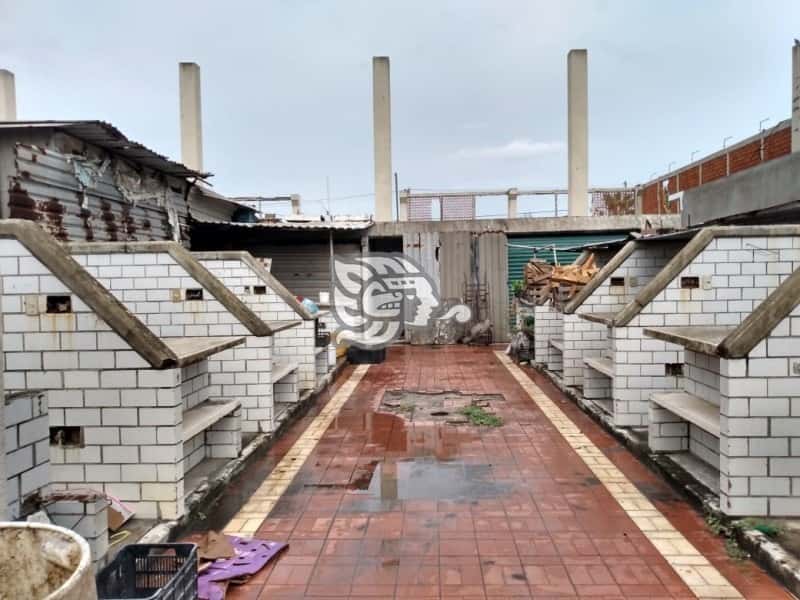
0,219,179,369
192,251,315,320
65,241,298,336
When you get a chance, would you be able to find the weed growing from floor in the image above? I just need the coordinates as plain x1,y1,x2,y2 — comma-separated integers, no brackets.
460,405,503,427
735,518,784,538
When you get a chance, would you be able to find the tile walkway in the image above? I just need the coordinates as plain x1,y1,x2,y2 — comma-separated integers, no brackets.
188,345,794,599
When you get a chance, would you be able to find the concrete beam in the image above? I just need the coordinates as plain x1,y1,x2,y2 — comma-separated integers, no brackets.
368,214,681,236
179,62,203,173
567,50,588,217
793,40,800,152
507,188,518,219
0,70,16,121
372,57,393,222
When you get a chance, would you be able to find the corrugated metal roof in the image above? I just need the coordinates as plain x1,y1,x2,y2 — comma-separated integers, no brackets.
0,120,209,180
194,218,373,231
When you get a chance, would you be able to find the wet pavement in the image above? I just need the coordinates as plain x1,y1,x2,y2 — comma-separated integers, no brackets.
188,345,793,599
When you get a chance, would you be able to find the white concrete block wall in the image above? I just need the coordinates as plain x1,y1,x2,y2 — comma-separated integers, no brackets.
718,304,800,516
4,390,49,518
568,243,679,392
620,234,800,427
48,496,108,566
73,251,269,437
533,305,561,367
1,240,190,519
563,314,607,388
198,258,324,416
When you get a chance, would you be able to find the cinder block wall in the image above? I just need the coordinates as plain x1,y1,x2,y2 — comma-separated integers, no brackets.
73,251,272,433
533,306,561,366
619,235,800,427
718,306,800,516
5,390,49,518
198,258,321,393
567,243,679,390
0,240,186,519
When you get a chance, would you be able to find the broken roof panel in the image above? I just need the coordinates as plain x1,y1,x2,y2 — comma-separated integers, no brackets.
0,120,209,180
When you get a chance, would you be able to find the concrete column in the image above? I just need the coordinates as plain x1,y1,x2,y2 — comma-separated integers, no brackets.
567,49,588,217
290,194,301,215
372,57,393,222
398,189,409,221
507,188,519,218
0,70,16,121
0,308,5,518
793,40,800,152
179,62,203,172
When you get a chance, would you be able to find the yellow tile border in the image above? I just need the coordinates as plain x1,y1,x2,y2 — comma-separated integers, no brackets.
223,364,370,535
495,352,743,600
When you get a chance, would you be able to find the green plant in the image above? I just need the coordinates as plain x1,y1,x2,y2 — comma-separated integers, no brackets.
511,280,524,297
735,518,783,538
460,405,503,427
724,538,749,561
523,316,535,328
705,513,728,536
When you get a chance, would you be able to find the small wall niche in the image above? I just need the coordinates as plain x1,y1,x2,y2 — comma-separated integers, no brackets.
253,285,267,295
680,276,700,289
665,363,684,376
185,288,204,301
46,295,72,314
50,426,83,448
609,277,626,287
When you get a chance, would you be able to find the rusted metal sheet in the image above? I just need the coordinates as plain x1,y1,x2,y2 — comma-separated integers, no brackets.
9,143,187,243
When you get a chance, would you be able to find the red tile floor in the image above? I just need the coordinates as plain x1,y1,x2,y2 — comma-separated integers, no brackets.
188,346,793,599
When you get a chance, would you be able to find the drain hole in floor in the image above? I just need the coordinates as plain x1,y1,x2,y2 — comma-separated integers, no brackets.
430,411,449,416
379,390,504,426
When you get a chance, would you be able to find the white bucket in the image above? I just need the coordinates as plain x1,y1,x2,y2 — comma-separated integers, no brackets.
0,521,97,600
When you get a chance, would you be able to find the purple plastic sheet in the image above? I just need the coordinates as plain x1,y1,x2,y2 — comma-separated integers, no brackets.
198,536,287,600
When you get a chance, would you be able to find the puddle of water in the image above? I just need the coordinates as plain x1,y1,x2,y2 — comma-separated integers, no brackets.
334,458,511,513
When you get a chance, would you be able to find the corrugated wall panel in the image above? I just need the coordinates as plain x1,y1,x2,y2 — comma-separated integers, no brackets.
10,143,187,243
478,232,510,342
439,231,471,299
247,243,361,302
402,231,440,288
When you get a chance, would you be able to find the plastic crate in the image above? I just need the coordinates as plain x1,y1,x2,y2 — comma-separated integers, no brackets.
96,543,198,600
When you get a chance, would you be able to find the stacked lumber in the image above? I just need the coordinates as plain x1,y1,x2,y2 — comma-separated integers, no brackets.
520,254,597,307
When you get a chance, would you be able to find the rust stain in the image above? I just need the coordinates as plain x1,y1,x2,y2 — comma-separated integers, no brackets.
8,182,40,221
100,200,119,241
42,197,68,241
120,204,136,239
79,208,94,241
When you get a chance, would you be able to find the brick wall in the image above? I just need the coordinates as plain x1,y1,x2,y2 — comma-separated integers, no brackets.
533,306,562,369
198,257,327,393
638,122,791,215
73,250,275,433
566,243,681,391
2,240,203,519
617,234,800,428
4,390,49,518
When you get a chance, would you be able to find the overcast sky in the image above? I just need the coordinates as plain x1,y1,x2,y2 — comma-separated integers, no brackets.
1,1,798,217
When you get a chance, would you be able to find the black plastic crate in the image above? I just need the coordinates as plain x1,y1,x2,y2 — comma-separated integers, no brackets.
96,543,197,600
315,331,331,347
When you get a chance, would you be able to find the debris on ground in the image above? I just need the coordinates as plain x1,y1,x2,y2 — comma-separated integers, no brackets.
198,534,287,600
379,390,504,427
518,253,598,307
